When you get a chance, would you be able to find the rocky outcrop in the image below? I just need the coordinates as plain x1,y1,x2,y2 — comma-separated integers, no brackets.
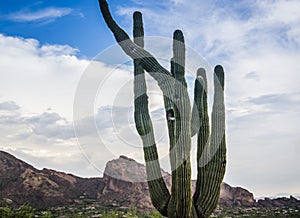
103,155,171,189
1,151,299,210
0,151,105,208
100,155,170,210
101,155,255,209
257,196,300,208
219,183,255,207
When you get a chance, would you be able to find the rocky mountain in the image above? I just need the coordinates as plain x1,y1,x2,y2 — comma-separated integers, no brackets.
101,155,255,210
219,183,255,207
1,151,299,211
0,151,105,208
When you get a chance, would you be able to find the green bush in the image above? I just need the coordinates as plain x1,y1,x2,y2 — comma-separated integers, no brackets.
0,204,35,218
0,206,13,217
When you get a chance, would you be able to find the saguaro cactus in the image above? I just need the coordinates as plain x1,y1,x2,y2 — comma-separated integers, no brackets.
98,1,226,217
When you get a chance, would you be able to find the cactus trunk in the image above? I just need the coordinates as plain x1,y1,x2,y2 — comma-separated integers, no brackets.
98,1,227,217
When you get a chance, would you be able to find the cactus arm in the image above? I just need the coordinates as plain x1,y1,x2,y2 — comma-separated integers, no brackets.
193,66,226,217
203,65,226,216
133,12,144,48
191,106,200,137
191,68,207,137
192,68,210,218
133,12,170,216
98,0,176,99
99,0,129,44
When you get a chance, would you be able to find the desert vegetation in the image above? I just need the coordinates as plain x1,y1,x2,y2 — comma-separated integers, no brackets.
1,203,300,218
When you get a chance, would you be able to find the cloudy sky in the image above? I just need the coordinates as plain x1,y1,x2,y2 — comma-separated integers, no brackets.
0,0,299,198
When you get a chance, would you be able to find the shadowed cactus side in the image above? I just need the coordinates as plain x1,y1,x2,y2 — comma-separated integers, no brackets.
98,1,226,217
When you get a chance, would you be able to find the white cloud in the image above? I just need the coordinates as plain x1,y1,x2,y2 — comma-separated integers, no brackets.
7,7,73,22
0,101,82,173
0,34,88,120
0,34,161,178
0,34,113,177
40,44,79,56
0,101,20,111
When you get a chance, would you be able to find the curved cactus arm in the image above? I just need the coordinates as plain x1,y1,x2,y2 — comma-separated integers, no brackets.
133,11,170,216
194,66,226,217
98,0,175,99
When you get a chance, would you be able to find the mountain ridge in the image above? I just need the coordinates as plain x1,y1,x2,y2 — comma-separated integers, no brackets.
1,150,299,211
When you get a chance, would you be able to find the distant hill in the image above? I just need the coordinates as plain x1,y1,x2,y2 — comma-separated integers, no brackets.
0,151,104,208
1,150,299,211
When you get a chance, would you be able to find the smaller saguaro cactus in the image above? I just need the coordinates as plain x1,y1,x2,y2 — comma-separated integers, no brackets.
98,1,226,217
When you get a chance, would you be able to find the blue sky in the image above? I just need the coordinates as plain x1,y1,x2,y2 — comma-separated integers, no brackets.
0,0,119,57
0,0,300,198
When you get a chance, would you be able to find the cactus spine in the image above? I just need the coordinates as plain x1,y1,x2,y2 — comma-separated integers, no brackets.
98,1,226,217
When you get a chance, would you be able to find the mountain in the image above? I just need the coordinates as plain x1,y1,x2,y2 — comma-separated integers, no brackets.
101,155,255,210
1,150,299,211
0,151,105,208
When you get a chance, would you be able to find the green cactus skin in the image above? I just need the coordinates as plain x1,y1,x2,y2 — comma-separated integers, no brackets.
133,11,170,216
192,66,226,218
170,30,192,218
98,1,226,217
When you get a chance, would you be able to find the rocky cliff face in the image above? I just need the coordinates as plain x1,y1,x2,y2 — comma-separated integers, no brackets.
1,151,299,210
99,155,172,210
0,151,105,208
100,155,255,210
219,183,255,207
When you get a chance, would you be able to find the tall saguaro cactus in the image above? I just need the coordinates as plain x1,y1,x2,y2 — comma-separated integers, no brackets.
98,1,226,217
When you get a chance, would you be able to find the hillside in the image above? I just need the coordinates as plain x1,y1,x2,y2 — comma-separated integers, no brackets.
1,150,299,212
